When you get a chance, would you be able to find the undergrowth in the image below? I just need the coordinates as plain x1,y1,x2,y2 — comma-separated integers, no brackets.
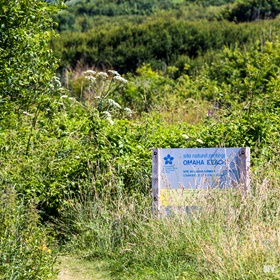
59,161,280,279
0,187,58,279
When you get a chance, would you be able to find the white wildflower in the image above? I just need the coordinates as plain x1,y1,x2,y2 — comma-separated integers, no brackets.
182,134,189,139
113,75,128,83
108,119,114,125
196,139,204,144
22,111,34,117
54,76,61,85
51,76,61,89
84,70,96,76
102,111,114,125
60,95,69,99
103,111,111,118
124,107,132,116
97,72,108,79
107,99,121,109
108,70,120,76
85,76,96,83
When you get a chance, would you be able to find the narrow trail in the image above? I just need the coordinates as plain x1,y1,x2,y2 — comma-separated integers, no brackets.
56,256,111,280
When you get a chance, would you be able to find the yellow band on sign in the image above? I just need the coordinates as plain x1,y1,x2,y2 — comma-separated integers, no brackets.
160,189,203,206
160,188,240,207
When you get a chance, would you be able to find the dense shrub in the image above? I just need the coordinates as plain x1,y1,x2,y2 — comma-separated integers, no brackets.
53,15,280,74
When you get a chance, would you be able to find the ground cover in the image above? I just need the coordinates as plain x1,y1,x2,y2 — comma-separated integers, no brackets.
56,256,111,280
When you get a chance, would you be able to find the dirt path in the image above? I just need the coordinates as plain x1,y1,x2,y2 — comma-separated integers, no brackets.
56,256,111,280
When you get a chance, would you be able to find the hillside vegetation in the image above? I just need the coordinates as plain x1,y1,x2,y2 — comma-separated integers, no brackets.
1,0,280,279
52,0,280,73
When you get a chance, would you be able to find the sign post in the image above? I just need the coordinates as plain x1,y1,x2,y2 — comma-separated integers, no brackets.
152,147,250,215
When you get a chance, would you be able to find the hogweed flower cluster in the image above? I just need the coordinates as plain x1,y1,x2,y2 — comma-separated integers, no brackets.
107,98,122,109
113,75,128,83
108,70,120,76
83,69,132,124
102,111,114,125
85,75,96,83
50,76,63,91
84,70,96,76
124,107,133,117
97,71,109,79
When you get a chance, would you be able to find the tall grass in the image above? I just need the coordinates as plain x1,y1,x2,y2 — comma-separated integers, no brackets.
59,161,280,279
0,186,58,279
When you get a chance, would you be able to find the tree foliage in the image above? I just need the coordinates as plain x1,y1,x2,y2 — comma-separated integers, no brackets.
52,17,278,74
0,0,63,110
0,2,66,276
224,0,280,22
51,0,280,75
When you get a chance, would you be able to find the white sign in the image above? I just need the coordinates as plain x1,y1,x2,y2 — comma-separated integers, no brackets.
152,147,250,213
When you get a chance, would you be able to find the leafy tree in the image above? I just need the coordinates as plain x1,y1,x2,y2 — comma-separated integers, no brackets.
224,0,280,22
52,17,270,74
0,0,63,111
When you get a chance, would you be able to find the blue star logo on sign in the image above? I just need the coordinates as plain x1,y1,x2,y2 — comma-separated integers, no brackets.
164,154,174,165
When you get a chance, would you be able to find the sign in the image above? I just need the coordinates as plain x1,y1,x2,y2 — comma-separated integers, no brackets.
152,147,250,214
